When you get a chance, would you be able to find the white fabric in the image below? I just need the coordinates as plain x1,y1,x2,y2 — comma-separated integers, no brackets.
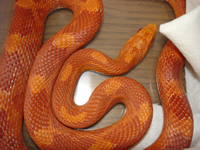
160,5,200,78
133,0,200,149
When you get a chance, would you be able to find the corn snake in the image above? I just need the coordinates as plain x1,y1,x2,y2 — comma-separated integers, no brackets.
0,0,193,149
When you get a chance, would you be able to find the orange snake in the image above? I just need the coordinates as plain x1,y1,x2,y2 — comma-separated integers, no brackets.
0,0,193,149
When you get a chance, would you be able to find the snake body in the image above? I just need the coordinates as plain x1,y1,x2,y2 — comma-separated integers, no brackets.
147,0,193,149
0,0,193,149
0,0,103,149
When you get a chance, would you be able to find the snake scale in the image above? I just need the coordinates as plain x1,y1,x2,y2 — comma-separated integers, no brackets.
0,0,193,149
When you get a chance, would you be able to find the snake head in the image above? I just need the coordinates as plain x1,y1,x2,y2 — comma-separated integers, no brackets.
117,23,157,68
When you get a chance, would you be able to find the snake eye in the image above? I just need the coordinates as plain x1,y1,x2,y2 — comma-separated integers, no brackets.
137,28,143,33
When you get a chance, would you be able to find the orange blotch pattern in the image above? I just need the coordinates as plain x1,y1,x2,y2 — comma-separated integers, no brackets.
53,33,75,49
81,0,101,12
34,128,54,146
139,102,152,123
105,79,122,95
89,139,115,150
29,75,46,93
16,0,36,8
125,48,137,63
60,64,73,81
60,106,86,123
5,34,21,53
91,52,108,64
